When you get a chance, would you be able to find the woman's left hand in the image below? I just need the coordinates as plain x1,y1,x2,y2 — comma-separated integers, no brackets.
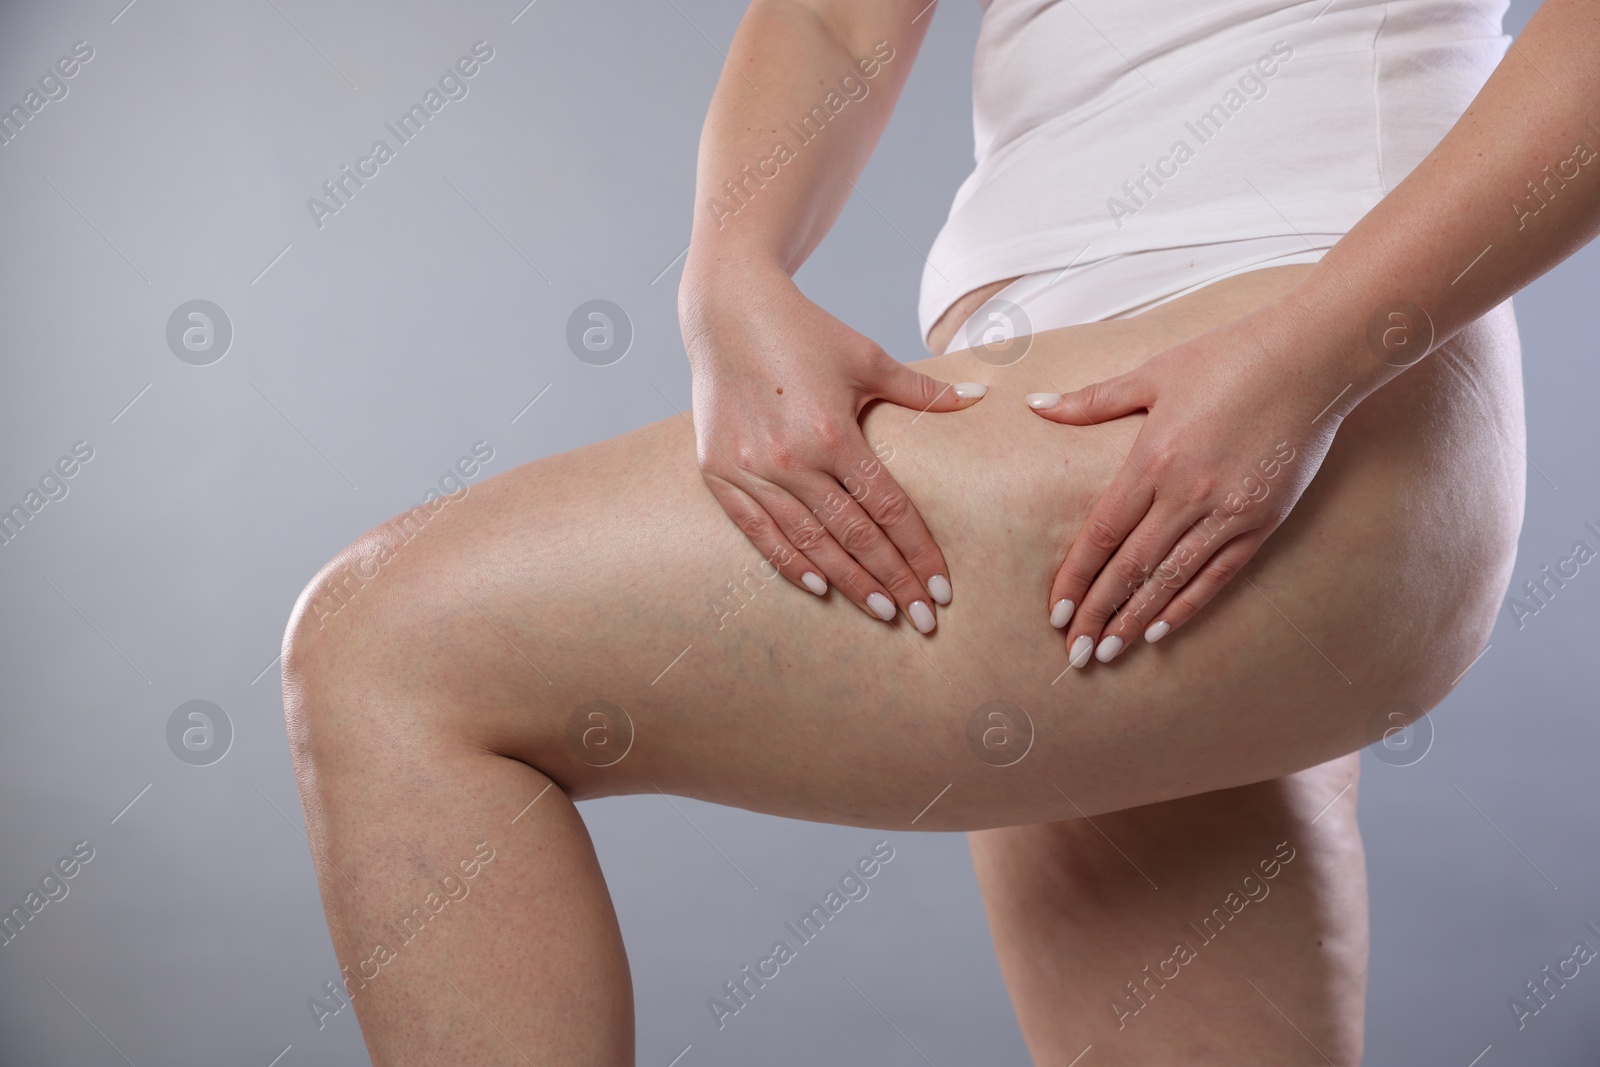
1026,298,1356,667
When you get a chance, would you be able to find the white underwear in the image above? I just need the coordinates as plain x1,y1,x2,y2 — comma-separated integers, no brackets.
941,233,1334,356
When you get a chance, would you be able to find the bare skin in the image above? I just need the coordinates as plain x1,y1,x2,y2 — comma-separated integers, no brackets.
282,262,1524,1065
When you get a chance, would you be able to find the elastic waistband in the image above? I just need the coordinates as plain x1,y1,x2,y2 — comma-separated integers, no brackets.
941,233,1334,355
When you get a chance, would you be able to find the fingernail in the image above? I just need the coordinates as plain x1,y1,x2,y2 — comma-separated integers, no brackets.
1095,635,1124,663
1145,620,1170,643
1050,598,1074,628
908,600,936,633
928,574,953,605
801,571,828,596
953,382,988,399
867,592,897,621
1069,634,1094,668
1025,392,1062,410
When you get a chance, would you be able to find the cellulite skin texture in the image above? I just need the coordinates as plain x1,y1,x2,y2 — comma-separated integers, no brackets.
282,263,1522,1064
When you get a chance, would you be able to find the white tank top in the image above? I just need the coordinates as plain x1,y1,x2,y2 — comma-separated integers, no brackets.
918,0,1512,344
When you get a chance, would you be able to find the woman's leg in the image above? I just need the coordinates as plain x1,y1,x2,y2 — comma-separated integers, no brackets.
282,264,1521,1064
969,755,1367,1066
285,716,633,1061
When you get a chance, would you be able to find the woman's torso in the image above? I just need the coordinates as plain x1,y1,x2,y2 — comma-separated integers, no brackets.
920,0,1513,344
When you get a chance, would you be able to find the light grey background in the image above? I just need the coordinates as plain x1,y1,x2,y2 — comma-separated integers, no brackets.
0,1,1594,1064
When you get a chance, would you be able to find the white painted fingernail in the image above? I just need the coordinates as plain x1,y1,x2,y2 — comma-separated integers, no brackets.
1145,620,1170,643
953,382,988,399
1025,392,1062,410
909,600,936,633
1095,635,1124,663
928,574,952,605
1069,635,1094,668
1050,598,1074,628
867,592,897,621
801,571,827,596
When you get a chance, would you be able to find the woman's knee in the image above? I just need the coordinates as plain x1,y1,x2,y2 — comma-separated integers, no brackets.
281,502,551,771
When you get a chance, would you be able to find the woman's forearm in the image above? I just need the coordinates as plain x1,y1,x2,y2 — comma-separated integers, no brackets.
1281,0,1600,407
679,0,930,300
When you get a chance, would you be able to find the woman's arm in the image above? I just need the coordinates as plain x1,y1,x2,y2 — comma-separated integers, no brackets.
683,0,925,279
1287,0,1600,406
679,0,986,633
1032,0,1600,665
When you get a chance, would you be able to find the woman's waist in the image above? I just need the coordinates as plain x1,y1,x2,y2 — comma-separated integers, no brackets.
938,0,1515,303
969,0,1511,165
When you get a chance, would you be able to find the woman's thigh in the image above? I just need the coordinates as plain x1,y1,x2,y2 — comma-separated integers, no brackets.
969,753,1369,1065
285,265,1524,828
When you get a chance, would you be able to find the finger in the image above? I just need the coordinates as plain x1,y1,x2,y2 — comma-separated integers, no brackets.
701,474,830,599
1062,505,1187,667
837,447,954,610
749,479,910,627
1048,464,1156,657
1097,523,1228,648
793,472,939,632
1026,368,1152,425
869,357,988,415
1140,529,1270,645
1095,514,1246,652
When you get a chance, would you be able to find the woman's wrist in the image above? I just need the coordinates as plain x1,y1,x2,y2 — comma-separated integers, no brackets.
680,253,794,340
1261,264,1408,419
681,245,790,300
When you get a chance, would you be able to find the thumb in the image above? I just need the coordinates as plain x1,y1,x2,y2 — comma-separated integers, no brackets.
1028,369,1152,425
869,357,988,413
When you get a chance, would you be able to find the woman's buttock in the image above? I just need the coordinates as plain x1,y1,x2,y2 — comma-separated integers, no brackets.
312,265,1524,831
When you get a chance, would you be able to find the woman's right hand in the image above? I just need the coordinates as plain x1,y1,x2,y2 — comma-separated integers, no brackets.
680,264,987,633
